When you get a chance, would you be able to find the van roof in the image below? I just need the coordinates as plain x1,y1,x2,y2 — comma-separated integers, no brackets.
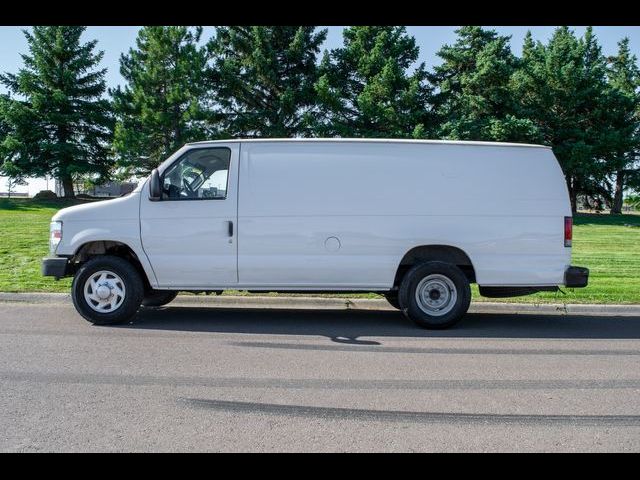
186,138,551,149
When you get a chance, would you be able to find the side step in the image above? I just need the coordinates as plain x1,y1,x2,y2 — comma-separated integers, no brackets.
479,286,559,298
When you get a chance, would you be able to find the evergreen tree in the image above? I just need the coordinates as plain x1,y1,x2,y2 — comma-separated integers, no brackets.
0,94,9,157
315,26,433,138
432,26,538,143
0,95,26,192
209,26,327,137
604,38,640,214
581,27,622,207
0,27,113,197
512,27,614,211
0,95,8,139
111,26,212,176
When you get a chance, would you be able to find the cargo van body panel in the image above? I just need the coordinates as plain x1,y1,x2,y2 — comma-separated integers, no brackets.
235,141,570,289
49,139,578,292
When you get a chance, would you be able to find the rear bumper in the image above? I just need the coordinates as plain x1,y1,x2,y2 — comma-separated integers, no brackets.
41,257,71,279
478,265,589,298
564,265,589,288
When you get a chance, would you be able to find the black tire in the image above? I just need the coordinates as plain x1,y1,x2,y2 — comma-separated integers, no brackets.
384,292,401,309
398,261,471,329
142,290,179,307
71,255,144,325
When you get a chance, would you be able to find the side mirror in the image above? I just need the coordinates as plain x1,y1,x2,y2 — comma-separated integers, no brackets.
149,169,161,201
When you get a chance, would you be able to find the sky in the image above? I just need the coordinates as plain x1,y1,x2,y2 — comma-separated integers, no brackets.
2,26,640,95
1,25,640,194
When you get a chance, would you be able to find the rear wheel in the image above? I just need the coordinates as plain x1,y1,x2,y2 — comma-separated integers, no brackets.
71,255,144,325
142,290,179,307
398,261,471,329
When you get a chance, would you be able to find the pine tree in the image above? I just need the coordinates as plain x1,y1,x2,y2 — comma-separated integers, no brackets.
512,27,615,211
209,26,327,138
111,26,212,176
432,26,538,143
0,27,113,197
605,38,640,214
0,95,8,139
314,26,433,138
521,31,536,59
0,95,26,193
0,94,9,158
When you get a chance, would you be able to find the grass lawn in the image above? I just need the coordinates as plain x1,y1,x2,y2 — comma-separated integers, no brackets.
0,197,638,303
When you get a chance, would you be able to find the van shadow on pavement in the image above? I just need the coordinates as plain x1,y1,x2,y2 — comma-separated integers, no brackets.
111,305,640,343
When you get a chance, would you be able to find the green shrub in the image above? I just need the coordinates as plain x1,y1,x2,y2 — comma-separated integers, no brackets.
32,190,58,200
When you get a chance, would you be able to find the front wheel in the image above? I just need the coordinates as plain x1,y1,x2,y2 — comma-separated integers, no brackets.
398,261,471,329
71,255,144,325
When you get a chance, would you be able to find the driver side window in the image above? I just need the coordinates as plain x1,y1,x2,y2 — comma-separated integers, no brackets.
162,147,231,201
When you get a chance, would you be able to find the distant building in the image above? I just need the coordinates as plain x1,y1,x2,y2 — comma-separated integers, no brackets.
89,181,138,197
54,179,138,197
0,191,28,198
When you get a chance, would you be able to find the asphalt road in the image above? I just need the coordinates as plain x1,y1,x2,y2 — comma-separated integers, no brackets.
1,299,640,452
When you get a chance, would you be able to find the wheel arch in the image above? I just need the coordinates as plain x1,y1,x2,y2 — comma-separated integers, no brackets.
72,240,154,291
393,245,476,288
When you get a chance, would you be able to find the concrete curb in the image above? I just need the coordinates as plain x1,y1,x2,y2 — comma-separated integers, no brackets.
1,292,639,316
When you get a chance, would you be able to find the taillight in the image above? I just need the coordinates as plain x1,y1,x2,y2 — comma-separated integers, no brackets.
564,216,572,247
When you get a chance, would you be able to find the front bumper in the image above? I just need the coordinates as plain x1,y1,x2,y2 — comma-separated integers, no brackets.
564,265,589,288
41,257,72,279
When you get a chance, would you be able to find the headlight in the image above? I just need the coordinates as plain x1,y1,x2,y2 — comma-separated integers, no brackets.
49,221,62,254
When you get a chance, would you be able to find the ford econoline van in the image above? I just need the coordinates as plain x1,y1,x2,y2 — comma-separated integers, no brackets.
42,139,588,329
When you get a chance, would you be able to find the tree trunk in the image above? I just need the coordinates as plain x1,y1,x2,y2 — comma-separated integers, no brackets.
610,170,625,215
567,177,578,214
59,174,75,198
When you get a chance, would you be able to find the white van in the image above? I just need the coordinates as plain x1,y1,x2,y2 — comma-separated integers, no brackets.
42,139,588,329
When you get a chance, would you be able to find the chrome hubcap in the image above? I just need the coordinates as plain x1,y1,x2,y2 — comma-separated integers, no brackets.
415,274,457,316
83,270,126,313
